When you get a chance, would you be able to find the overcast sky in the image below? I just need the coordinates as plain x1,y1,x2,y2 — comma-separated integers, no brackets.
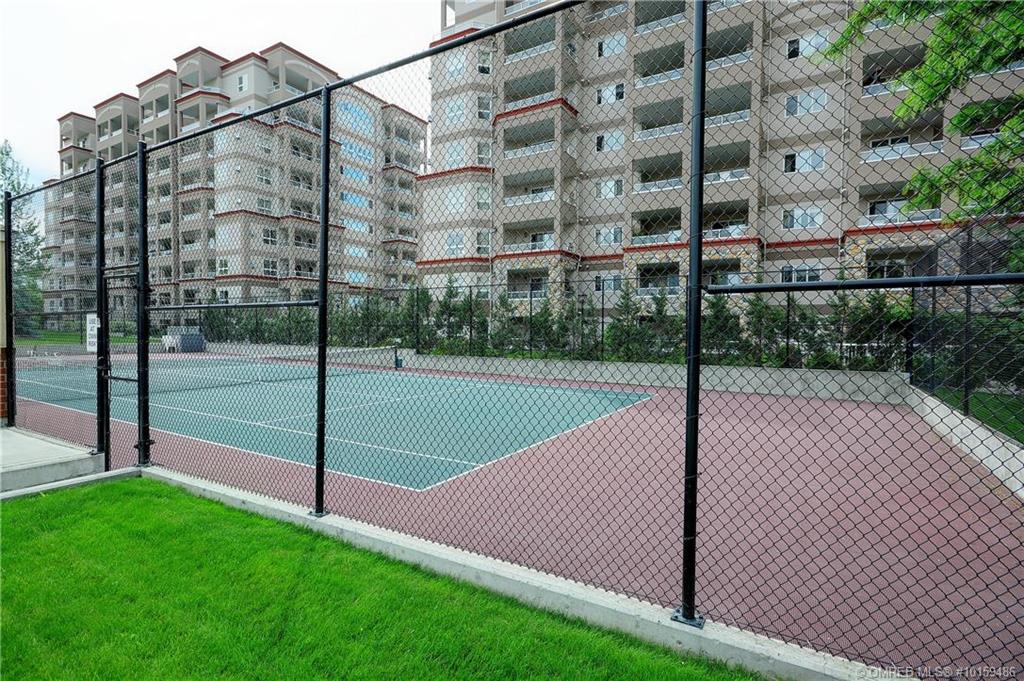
0,0,441,186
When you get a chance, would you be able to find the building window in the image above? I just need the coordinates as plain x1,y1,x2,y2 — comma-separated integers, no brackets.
340,165,371,184
262,227,278,245
217,259,228,275
782,206,823,230
256,166,273,185
345,245,369,258
476,184,492,210
256,198,273,215
477,48,492,74
476,231,491,255
445,98,465,123
785,89,827,116
594,274,622,292
443,142,464,169
596,83,625,104
783,148,826,173
477,95,492,121
476,141,492,165
595,225,622,246
786,30,829,59
597,33,626,58
263,259,278,277
237,74,248,93
595,179,624,198
217,290,229,303
595,130,624,152
867,257,906,279
781,264,822,283
347,271,369,284
446,51,467,78
340,191,372,208
257,135,272,154
337,100,375,136
445,232,464,257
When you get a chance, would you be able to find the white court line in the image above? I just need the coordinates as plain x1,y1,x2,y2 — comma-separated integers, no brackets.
17,397,425,493
419,394,657,492
18,377,478,468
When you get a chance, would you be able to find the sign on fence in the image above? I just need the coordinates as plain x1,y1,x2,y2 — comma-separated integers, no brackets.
86,314,99,353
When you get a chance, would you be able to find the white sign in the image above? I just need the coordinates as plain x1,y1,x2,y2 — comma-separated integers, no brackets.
86,314,99,353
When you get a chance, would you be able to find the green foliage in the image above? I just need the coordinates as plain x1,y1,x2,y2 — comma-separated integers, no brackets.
825,1,1024,216
2,140,47,329
604,281,652,361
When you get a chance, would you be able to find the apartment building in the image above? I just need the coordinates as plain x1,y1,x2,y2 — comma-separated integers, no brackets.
418,0,1024,311
43,43,426,316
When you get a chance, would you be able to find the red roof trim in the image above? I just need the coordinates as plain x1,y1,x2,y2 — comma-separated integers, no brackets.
259,42,338,77
136,69,177,88
381,164,419,176
417,165,493,181
843,220,946,238
175,89,231,105
623,242,686,253
220,52,269,71
173,46,229,63
766,237,839,250
416,256,490,266
493,249,579,261
429,27,480,48
694,236,763,248
492,98,578,125
94,92,139,109
58,112,95,122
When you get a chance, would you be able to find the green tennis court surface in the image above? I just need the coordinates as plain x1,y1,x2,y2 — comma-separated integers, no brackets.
16,352,651,490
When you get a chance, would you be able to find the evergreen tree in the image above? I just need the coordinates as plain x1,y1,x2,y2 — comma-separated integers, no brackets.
1,141,47,335
605,281,651,361
701,295,744,365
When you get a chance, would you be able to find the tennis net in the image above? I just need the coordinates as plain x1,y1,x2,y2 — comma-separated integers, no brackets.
15,346,399,404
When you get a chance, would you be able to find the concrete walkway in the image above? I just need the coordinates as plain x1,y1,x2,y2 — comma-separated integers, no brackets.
0,428,102,492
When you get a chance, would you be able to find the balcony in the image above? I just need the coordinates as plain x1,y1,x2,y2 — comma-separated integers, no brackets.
708,50,752,71
632,230,681,246
585,2,627,22
508,288,548,300
860,140,943,163
504,140,555,159
704,168,749,184
709,0,749,11
505,91,555,112
857,207,941,227
636,177,684,193
636,68,684,89
181,121,201,133
638,284,681,297
505,41,555,64
635,122,684,140
960,133,999,150
706,109,750,127
504,236,554,253
503,189,554,206
703,223,747,239
636,11,685,35
505,0,543,16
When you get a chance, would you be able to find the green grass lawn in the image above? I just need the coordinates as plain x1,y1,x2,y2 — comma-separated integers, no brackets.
933,387,1024,445
15,331,137,346
1,479,764,681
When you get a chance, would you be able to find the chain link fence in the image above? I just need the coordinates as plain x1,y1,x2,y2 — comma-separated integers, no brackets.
3,0,1022,676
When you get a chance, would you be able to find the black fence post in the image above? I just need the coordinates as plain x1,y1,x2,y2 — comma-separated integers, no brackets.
600,284,606,360
95,158,110,469
313,86,331,517
928,285,937,390
136,142,151,466
528,293,534,359
414,285,421,354
784,291,793,369
673,0,707,630
3,191,15,426
905,287,915,380
962,285,972,416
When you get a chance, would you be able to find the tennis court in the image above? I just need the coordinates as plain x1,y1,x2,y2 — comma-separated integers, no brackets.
15,347,652,490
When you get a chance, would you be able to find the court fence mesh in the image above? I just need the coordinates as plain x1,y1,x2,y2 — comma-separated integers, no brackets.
3,1,1023,676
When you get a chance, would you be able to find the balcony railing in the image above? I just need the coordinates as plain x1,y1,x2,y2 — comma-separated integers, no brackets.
860,140,943,162
505,91,555,111
585,2,627,21
504,40,555,64
508,288,548,300
863,80,910,97
708,50,753,71
709,0,748,11
505,0,543,16
704,168,749,184
857,207,941,226
636,177,684,193
504,140,555,158
638,284,681,297
503,189,554,206
635,11,685,35
703,223,747,239
960,133,999,150
636,67,684,88
706,109,750,127
634,122,685,140
632,230,681,245
181,121,201,133
504,238,554,253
